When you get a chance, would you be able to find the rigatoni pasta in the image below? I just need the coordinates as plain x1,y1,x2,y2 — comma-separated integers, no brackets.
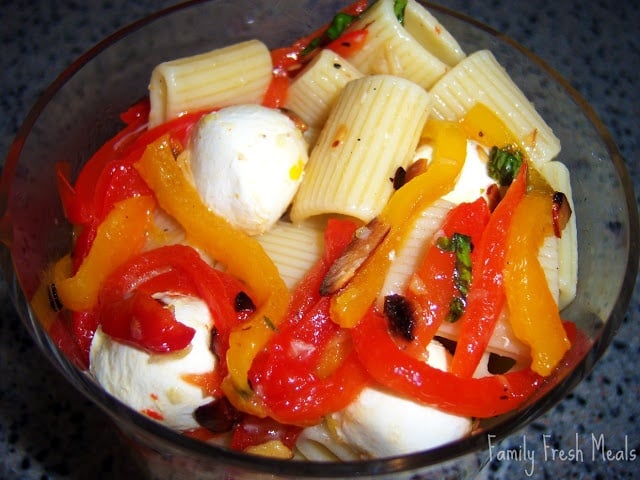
539,160,578,308
378,198,454,303
346,0,465,88
290,74,431,223
428,49,561,168
148,39,272,127
257,219,325,289
284,49,363,131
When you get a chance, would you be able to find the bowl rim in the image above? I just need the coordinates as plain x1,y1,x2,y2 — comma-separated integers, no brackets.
1,0,639,476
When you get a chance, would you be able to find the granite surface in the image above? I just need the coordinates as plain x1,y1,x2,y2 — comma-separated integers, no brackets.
1,1,639,479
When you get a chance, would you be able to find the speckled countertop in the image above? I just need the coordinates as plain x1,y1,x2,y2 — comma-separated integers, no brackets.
1,1,639,479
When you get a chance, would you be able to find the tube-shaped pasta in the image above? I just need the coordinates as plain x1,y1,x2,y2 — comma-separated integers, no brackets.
428,50,561,168
538,235,560,305
539,160,578,308
290,74,431,223
378,198,454,305
377,196,533,363
437,311,531,364
148,40,272,127
295,422,359,461
346,0,465,89
284,50,363,130
256,219,324,290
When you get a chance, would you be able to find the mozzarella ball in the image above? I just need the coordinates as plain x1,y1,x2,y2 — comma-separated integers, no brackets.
89,294,216,431
189,104,309,235
414,140,495,205
297,341,473,459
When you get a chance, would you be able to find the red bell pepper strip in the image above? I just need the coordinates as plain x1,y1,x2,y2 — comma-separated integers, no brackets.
270,0,369,74
101,290,196,353
250,296,369,426
55,99,150,226
325,29,368,58
48,312,95,370
404,197,490,359
119,98,150,126
450,161,528,377
262,73,290,109
98,244,247,354
57,106,206,229
248,219,370,426
289,218,359,321
352,307,544,418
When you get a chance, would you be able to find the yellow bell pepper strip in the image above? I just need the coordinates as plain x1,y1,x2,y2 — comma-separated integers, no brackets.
459,102,520,151
54,195,155,312
450,162,528,377
503,191,571,376
329,119,467,328
134,135,290,414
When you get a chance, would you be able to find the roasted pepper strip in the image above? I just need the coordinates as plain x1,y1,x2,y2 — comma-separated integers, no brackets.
250,297,370,426
134,136,290,412
352,307,544,418
249,219,369,426
459,102,520,151
330,119,467,328
404,197,490,359
325,29,368,58
54,195,155,311
504,192,571,375
55,100,150,226
450,162,528,377
98,244,242,354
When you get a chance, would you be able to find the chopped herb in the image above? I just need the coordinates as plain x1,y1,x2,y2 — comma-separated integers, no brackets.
263,316,277,331
326,12,356,40
384,294,415,341
437,232,473,322
394,0,408,24
302,11,357,56
301,37,322,56
488,145,524,186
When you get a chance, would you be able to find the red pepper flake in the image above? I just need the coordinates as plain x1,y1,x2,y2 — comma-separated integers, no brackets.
331,124,348,147
141,408,164,420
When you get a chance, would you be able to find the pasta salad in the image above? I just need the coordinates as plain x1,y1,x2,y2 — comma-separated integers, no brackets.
33,0,587,460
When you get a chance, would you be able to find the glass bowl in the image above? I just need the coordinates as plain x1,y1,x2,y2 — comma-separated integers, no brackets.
1,1,638,479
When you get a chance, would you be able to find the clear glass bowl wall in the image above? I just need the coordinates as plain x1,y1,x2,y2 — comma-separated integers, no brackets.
1,1,637,479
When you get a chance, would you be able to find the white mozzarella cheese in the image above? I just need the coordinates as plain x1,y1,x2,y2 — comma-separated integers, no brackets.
297,341,473,459
414,140,495,205
89,294,217,431
189,104,309,235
